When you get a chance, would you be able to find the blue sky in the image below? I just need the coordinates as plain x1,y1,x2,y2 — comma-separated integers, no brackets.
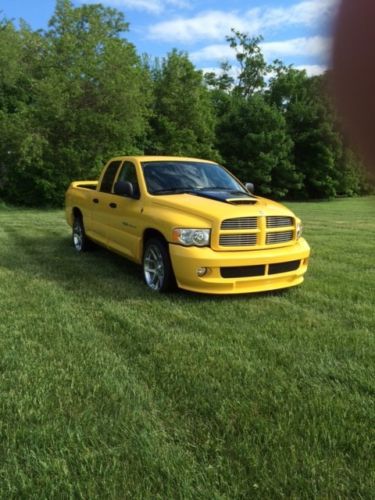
1,0,338,76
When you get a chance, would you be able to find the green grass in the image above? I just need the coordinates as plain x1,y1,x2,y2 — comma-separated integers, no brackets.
0,198,374,499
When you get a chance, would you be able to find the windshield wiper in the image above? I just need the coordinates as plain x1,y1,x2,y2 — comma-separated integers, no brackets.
196,187,249,195
151,187,249,196
195,186,228,191
151,187,195,195
192,187,247,193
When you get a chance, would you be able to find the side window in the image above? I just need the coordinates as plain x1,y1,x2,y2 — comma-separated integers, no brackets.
100,161,122,193
117,161,140,198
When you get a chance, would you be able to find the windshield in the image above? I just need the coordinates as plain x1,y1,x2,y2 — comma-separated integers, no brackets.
141,161,246,195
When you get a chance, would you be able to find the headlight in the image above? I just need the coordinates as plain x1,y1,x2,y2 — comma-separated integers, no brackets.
296,221,303,239
172,228,211,247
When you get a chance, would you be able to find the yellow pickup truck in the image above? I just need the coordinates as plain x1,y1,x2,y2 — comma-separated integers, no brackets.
65,156,310,294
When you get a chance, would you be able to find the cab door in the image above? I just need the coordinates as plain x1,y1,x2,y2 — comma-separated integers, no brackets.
87,160,122,244
105,161,143,261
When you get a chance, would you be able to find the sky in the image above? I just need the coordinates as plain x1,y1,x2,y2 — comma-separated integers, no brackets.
0,0,339,76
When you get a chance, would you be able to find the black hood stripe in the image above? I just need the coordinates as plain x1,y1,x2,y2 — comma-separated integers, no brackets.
190,190,257,204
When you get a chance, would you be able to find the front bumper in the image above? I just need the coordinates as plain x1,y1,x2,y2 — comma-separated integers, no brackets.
169,238,310,294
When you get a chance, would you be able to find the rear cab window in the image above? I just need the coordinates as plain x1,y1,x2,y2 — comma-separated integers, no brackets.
100,160,122,193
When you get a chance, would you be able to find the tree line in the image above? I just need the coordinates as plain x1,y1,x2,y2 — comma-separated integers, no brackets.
0,0,370,206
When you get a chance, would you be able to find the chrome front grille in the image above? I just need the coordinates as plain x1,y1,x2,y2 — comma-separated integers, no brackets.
218,215,294,248
266,216,293,228
221,217,258,230
219,234,257,247
266,231,294,245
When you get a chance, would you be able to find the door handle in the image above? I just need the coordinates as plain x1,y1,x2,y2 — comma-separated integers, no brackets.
93,198,99,204
109,202,117,209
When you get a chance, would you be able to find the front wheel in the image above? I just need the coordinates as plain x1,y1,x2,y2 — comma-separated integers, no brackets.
143,238,176,292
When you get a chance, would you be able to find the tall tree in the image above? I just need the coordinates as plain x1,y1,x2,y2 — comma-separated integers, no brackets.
0,19,46,204
148,50,219,160
226,30,268,97
204,61,234,120
1,0,151,206
217,94,301,198
268,66,355,198
213,33,301,198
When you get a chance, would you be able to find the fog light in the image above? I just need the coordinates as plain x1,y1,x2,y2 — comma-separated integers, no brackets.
197,267,208,277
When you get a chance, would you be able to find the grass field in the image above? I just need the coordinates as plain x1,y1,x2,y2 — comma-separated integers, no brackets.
0,197,374,498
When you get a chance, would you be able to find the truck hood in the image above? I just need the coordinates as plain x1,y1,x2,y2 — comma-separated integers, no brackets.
151,191,295,222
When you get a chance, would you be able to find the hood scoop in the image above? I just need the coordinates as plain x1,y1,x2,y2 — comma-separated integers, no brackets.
226,198,257,205
191,190,257,205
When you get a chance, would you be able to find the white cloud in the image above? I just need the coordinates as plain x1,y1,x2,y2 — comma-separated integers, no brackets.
262,36,332,59
190,36,332,63
190,44,234,63
295,64,327,76
81,0,189,15
148,0,339,42
260,0,339,30
149,10,260,43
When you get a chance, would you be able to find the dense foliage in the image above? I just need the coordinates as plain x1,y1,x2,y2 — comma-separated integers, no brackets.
0,1,370,206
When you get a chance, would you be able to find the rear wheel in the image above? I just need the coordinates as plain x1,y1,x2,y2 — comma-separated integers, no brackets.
143,238,176,292
72,216,90,252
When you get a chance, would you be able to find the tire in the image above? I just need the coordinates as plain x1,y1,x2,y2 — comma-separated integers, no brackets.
143,238,176,292
72,215,90,252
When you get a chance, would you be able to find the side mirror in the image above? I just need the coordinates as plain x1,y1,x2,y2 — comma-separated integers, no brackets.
245,182,255,194
114,180,134,198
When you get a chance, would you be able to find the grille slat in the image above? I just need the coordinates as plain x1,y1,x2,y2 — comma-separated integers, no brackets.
267,216,293,228
266,231,294,244
219,234,257,247
221,217,258,230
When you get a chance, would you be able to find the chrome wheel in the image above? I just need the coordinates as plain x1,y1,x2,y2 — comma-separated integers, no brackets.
73,219,84,252
143,243,165,291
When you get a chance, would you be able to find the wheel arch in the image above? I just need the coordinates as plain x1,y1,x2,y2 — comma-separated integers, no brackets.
142,228,168,256
72,207,83,220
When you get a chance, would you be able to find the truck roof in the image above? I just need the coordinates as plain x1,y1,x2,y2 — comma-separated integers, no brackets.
110,155,218,164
